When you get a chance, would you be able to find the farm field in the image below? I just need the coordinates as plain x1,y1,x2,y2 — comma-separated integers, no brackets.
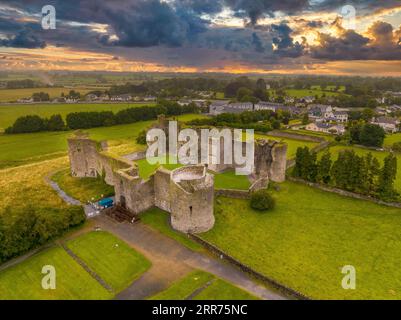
149,270,257,300
201,181,401,300
67,231,151,292
0,114,204,169
323,145,401,192
52,169,115,203
0,87,91,103
0,246,112,300
0,102,155,131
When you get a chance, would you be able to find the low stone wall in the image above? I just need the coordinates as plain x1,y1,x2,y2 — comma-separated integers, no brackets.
188,234,310,300
215,189,250,199
289,177,401,209
268,130,324,143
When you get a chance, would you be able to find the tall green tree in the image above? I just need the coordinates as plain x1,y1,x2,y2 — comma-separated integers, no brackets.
378,153,398,200
317,151,332,184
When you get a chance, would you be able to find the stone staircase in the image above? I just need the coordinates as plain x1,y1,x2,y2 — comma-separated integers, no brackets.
105,205,140,224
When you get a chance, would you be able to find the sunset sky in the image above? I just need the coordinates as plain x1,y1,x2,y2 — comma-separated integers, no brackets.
0,0,400,75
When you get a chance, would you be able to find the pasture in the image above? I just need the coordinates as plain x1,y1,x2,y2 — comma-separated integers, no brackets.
0,87,91,102
201,181,401,299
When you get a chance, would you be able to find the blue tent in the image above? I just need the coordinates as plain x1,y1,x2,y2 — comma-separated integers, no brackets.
98,198,114,208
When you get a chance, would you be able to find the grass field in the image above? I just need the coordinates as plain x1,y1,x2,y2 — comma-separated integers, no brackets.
52,169,115,203
0,87,91,103
140,208,203,252
323,145,401,192
201,181,401,300
253,133,320,159
0,157,69,212
0,247,112,300
0,102,155,131
135,155,182,180
149,270,257,300
213,170,251,190
0,114,205,169
384,133,401,148
67,231,151,292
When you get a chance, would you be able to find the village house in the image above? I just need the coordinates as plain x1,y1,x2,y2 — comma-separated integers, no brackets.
371,117,400,133
111,94,132,102
308,104,334,120
143,95,157,102
333,111,348,123
85,93,99,102
300,96,314,104
305,122,345,135
209,100,230,115
17,97,34,103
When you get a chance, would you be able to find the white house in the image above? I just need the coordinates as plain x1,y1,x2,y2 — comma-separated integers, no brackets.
305,122,345,135
333,111,348,123
371,117,400,133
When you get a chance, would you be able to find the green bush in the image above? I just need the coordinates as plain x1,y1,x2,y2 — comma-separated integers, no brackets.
250,190,276,211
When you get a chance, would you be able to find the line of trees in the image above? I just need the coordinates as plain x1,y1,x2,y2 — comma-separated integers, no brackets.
5,101,200,133
0,205,85,263
293,147,399,201
5,114,66,133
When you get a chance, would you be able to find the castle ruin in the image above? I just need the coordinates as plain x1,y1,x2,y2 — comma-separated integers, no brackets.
67,118,287,234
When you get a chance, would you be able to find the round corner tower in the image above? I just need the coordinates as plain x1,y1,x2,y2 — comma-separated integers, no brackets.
169,166,214,234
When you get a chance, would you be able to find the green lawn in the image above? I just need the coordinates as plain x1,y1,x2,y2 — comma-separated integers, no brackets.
52,169,115,203
324,145,401,192
140,208,203,252
268,88,344,99
384,133,401,148
150,270,257,300
194,279,258,300
0,247,112,300
255,133,320,159
135,155,182,180
67,231,151,292
213,170,251,190
201,181,401,300
0,102,155,131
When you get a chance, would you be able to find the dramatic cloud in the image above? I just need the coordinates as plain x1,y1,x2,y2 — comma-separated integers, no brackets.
0,0,400,73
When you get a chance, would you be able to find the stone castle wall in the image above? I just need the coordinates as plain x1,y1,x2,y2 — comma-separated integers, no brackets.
67,136,215,233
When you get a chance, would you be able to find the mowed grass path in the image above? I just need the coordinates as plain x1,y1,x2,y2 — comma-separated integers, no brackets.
67,231,151,292
324,145,401,192
201,181,401,300
0,102,154,131
150,270,257,300
0,247,112,300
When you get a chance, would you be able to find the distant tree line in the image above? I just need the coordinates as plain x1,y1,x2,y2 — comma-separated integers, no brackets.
5,101,200,134
6,79,43,89
293,147,399,202
0,205,85,263
5,114,66,133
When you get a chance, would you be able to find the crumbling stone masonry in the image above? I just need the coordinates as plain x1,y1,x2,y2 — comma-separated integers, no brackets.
67,135,215,233
67,121,287,233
